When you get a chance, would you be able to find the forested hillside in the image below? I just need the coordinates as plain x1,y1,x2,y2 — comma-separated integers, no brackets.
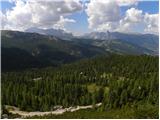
2,54,158,118
2,30,159,72
81,32,159,55
1,0,159,119
1,30,106,71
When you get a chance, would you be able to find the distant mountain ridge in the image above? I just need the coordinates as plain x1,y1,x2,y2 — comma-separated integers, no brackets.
1,30,159,71
25,28,159,55
1,30,106,71
26,27,74,40
81,31,159,55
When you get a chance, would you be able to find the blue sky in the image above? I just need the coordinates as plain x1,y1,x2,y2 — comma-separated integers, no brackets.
0,0,159,35
119,1,158,17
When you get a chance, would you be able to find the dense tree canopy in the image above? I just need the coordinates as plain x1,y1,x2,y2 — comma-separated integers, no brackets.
1,54,158,114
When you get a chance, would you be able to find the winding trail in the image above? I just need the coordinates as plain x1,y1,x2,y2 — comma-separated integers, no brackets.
5,103,102,118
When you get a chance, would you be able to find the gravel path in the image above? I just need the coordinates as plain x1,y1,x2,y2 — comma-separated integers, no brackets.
5,103,102,118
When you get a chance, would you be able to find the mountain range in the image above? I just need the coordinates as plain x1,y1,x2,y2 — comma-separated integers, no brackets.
26,27,74,40
26,28,159,55
1,29,159,71
81,31,158,55
1,30,106,71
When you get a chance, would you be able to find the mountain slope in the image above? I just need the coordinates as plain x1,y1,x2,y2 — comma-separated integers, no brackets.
25,27,74,40
73,38,157,55
1,30,106,71
2,54,158,118
25,28,159,55
2,30,158,71
81,31,159,55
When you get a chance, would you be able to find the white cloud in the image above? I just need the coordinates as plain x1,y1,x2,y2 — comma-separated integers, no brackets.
124,8,143,23
119,8,159,34
5,0,32,30
144,13,159,34
86,0,139,32
1,0,82,31
1,0,159,34
116,0,138,6
86,0,158,34
118,8,144,32
0,11,7,29
86,0,120,31
54,16,76,30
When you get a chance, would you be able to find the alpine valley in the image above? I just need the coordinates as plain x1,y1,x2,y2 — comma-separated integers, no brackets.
1,29,158,71
1,29,159,119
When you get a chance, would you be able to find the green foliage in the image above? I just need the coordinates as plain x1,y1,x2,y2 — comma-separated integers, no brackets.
26,103,158,119
1,54,158,118
1,30,106,72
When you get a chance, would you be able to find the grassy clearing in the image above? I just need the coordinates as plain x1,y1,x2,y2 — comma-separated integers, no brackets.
87,83,100,93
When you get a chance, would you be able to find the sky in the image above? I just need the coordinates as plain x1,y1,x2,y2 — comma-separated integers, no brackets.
0,0,159,35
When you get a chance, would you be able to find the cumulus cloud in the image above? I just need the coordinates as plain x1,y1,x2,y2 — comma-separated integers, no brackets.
86,0,138,32
0,11,7,29
54,16,76,30
1,0,82,31
86,0,158,34
124,8,143,23
144,13,159,34
116,0,138,6
119,8,159,34
86,0,120,31
1,0,159,34
118,8,144,32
